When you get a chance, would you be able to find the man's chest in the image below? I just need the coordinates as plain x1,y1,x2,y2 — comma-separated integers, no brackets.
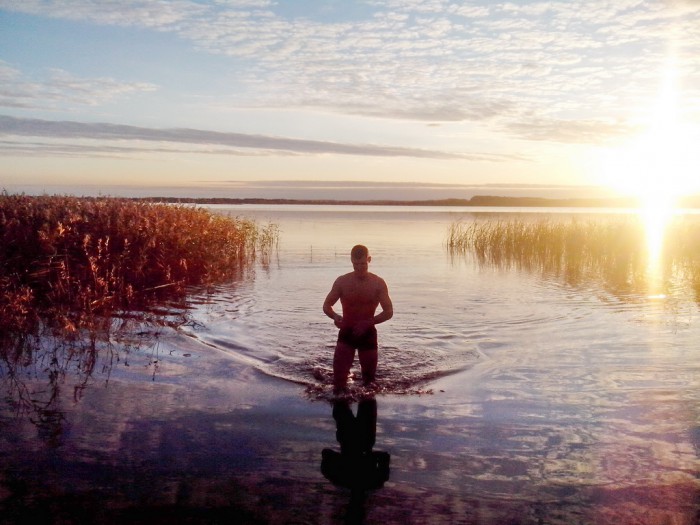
340,281,379,304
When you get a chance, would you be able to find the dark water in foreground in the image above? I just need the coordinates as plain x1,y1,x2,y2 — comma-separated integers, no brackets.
2,205,700,524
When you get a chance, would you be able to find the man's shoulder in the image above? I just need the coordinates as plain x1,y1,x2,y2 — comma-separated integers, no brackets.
364,272,387,290
335,272,385,286
335,272,355,284
368,272,386,281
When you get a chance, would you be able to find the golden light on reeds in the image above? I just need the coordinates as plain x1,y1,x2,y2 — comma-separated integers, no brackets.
447,215,700,303
0,194,279,350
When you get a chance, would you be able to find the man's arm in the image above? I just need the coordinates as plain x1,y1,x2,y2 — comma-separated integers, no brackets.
372,278,393,325
323,278,343,325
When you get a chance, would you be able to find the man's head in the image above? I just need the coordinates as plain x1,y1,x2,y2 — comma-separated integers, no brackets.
351,244,371,276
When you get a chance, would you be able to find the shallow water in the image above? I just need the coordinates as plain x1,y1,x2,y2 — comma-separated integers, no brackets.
3,205,700,524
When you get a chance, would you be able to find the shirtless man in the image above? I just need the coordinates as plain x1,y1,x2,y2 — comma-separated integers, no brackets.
323,245,393,392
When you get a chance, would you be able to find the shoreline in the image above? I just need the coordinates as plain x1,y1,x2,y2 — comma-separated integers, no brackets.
7,189,700,209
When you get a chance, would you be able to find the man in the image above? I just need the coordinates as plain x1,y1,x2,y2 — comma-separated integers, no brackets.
323,245,393,392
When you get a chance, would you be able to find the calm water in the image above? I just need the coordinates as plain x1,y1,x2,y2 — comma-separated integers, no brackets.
2,205,700,524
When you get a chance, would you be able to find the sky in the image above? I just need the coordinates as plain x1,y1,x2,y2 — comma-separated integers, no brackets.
1,0,700,200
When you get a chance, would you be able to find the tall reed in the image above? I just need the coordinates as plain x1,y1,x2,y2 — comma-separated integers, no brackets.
0,194,278,348
447,216,700,299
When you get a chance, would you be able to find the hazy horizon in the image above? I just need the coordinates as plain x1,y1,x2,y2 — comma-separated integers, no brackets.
2,180,627,201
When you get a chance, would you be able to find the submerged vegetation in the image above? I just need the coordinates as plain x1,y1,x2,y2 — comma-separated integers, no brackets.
447,216,700,300
0,194,278,413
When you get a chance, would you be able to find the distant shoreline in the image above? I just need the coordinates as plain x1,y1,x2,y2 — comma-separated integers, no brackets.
136,195,700,209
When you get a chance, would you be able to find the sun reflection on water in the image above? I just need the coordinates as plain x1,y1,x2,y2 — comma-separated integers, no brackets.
640,197,674,300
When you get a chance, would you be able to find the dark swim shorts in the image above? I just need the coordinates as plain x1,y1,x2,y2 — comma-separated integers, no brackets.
337,326,378,351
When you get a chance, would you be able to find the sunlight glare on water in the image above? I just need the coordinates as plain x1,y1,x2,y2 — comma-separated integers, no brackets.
640,200,674,300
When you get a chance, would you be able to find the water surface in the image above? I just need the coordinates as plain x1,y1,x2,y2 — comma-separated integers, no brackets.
2,205,700,524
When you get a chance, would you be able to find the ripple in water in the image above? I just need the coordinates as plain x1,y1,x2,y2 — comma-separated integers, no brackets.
227,324,482,401
277,343,481,401
185,282,481,401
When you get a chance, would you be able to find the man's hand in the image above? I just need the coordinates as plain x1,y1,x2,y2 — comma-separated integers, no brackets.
333,314,343,329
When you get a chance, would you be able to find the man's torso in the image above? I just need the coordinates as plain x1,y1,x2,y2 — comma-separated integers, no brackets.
338,272,383,325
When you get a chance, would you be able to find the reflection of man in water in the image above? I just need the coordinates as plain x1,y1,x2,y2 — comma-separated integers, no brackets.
323,245,393,392
321,399,391,509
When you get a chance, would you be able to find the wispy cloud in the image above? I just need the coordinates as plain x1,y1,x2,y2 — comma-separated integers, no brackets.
0,115,522,160
0,61,157,110
0,0,210,29
1,0,699,143
501,116,637,144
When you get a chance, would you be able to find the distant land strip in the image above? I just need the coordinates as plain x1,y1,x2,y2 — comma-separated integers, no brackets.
136,195,700,209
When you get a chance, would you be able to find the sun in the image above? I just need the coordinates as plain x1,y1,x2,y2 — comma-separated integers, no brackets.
598,55,699,210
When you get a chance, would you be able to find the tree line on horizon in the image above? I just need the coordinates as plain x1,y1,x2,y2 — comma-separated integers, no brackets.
136,194,700,209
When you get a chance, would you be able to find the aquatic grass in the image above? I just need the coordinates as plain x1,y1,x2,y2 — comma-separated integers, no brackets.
0,193,278,354
447,215,700,299
1,193,279,417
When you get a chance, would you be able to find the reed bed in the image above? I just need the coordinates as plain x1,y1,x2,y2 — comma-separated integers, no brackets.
0,194,278,350
447,216,700,299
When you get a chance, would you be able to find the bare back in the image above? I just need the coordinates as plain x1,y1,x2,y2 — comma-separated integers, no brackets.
338,272,385,324
324,271,392,329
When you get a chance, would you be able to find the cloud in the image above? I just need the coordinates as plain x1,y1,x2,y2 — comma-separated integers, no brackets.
0,115,517,160
0,0,210,29
0,139,285,158
2,0,699,134
0,61,158,110
501,116,638,144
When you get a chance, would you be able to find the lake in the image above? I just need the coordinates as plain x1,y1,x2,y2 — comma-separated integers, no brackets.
2,205,700,524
